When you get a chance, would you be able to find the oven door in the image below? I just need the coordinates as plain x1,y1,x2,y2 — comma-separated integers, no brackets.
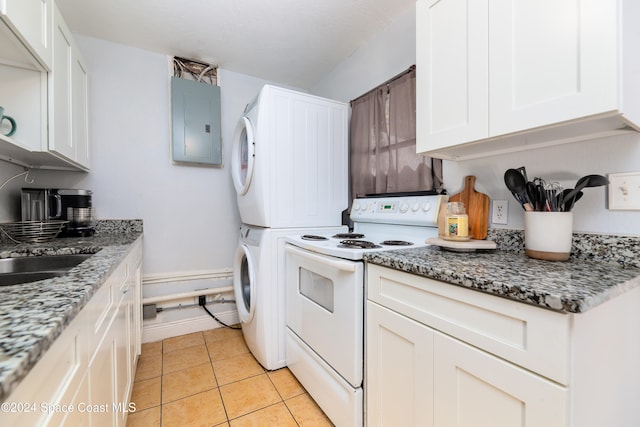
285,243,363,387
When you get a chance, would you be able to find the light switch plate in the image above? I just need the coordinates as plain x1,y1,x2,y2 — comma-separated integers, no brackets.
608,172,640,210
492,200,508,224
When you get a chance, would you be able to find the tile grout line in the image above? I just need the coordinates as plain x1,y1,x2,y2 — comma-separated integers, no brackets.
132,328,331,426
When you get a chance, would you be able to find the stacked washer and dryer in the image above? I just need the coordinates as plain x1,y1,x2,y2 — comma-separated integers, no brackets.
230,85,348,370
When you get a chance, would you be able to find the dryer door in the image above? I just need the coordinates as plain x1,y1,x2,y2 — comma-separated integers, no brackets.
233,243,256,323
231,116,256,195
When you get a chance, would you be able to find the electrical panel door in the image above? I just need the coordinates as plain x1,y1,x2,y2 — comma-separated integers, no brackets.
171,76,222,165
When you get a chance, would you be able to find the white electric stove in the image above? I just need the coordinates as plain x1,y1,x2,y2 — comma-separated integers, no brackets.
284,194,447,426
286,194,446,260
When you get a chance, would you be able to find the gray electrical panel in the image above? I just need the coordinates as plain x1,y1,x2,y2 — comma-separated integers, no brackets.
171,76,222,165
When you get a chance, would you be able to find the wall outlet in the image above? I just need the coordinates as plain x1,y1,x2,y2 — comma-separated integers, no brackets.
492,200,508,225
608,172,640,210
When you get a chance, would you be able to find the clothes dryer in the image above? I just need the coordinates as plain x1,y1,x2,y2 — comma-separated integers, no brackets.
231,85,348,228
233,223,346,370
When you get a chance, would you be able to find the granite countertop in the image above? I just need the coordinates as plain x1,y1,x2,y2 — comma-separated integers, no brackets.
365,245,640,314
0,220,143,403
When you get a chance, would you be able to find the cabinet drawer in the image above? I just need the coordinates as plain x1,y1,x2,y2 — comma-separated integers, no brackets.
86,262,127,350
367,264,570,384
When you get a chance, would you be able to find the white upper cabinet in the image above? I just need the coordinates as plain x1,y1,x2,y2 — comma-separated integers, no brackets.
416,0,640,160
0,0,53,70
0,1,90,170
49,4,90,169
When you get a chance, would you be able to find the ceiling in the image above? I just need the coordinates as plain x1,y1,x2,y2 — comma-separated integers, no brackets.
56,0,415,89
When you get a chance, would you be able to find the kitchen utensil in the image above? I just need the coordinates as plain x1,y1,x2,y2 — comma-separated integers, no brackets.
545,182,561,212
0,220,67,244
526,182,538,210
563,191,583,211
504,169,533,211
532,177,547,211
557,188,573,211
562,174,609,211
448,175,490,240
516,166,529,182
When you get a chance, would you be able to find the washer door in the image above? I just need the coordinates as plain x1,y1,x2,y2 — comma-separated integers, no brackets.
233,243,256,323
231,116,256,196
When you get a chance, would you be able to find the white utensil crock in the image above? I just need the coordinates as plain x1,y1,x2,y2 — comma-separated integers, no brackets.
524,212,573,261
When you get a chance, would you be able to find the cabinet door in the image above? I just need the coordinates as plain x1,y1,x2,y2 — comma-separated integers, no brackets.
366,302,434,427
49,4,90,169
72,50,90,168
416,0,488,153
89,331,117,427
114,290,131,427
489,0,618,136
433,332,567,427
0,0,52,69
49,4,73,161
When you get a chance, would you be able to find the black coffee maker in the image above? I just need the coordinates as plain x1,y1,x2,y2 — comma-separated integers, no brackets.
21,188,95,237
58,189,94,237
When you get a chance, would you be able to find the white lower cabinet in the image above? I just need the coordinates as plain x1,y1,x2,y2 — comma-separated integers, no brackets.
433,332,566,427
366,302,566,427
4,238,142,427
366,302,434,427
366,264,640,427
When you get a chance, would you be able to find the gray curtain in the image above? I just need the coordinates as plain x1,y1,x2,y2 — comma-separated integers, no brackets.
349,67,443,198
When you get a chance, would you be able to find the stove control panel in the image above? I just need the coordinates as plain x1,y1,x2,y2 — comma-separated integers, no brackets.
351,195,447,226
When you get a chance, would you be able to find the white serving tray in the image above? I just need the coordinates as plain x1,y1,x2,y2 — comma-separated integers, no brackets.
426,237,497,252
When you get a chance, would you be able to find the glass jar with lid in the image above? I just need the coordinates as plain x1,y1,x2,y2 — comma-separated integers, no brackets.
443,202,469,241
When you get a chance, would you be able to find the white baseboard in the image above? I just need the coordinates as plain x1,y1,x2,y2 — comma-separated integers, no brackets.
142,309,240,343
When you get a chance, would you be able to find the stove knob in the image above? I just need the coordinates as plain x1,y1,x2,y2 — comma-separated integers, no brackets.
399,202,409,213
353,202,361,211
411,202,420,212
422,202,431,212
367,202,375,212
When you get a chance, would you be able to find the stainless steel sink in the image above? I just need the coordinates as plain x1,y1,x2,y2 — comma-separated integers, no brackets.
0,254,93,286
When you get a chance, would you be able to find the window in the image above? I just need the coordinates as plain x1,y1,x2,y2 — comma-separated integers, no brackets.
349,66,443,198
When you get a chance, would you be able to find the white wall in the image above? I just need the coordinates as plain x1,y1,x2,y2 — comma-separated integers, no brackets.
1,36,275,276
312,7,416,103
311,6,640,236
0,162,28,222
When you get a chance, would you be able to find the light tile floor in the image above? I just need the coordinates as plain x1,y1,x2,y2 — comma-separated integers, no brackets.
126,327,334,427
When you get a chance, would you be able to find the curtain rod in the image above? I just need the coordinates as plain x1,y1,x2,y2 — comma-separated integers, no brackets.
350,64,415,104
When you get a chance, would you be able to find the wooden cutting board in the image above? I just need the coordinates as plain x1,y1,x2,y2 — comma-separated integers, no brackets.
448,175,490,240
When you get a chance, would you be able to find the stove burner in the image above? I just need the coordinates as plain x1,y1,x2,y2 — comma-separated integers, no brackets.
333,233,365,239
338,239,381,249
381,240,413,246
301,234,329,241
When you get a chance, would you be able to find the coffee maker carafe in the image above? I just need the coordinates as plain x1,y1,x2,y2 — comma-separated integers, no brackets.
21,188,95,237
58,189,94,237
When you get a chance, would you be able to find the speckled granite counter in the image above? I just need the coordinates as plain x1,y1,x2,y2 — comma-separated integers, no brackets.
365,243,640,314
0,220,143,403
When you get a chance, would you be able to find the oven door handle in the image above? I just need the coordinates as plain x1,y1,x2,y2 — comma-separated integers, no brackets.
285,244,357,272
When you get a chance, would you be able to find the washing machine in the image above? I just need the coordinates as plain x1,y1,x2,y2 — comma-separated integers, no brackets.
233,223,346,370
231,85,349,228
